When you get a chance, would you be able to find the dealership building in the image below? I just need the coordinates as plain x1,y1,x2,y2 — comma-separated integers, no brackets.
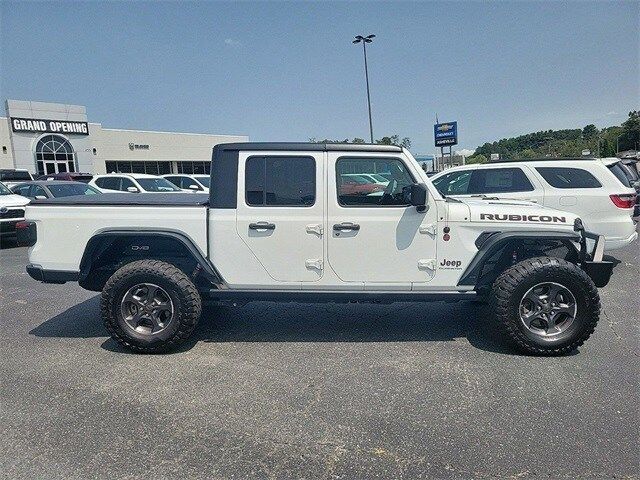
0,100,248,176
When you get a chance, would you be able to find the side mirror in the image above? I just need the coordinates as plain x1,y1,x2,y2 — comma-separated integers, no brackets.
127,186,139,193
188,184,200,191
403,183,428,212
34,195,47,200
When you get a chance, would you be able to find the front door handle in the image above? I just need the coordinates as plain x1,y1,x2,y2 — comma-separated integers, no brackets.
249,222,276,231
333,222,360,232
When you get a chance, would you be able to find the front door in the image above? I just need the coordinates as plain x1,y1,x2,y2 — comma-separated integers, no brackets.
235,152,324,282
327,153,438,286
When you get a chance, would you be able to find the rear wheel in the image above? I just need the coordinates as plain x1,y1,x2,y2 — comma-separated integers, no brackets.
101,259,202,353
491,257,600,355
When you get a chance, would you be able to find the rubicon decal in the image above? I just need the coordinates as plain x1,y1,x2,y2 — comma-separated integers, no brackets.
480,213,566,223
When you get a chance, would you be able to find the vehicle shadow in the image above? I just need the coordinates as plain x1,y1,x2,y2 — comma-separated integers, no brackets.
30,295,526,356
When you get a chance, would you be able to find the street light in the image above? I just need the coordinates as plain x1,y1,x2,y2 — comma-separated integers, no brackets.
353,34,375,143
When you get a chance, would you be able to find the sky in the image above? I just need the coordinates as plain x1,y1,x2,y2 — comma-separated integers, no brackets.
1,1,638,154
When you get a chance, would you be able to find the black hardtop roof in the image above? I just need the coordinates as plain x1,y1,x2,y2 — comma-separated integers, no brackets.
214,142,403,153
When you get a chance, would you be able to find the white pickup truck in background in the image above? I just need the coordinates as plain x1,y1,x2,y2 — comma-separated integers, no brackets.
19,143,616,355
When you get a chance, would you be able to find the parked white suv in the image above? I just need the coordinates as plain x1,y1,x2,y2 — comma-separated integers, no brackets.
431,158,637,251
0,181,30,239
90,174,182,193
162,174,210,193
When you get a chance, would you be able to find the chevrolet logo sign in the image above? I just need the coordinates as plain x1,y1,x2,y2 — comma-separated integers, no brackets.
438,124,453,131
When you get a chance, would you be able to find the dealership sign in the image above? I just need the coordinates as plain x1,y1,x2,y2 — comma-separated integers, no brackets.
434,121,458,147
10,117,89,135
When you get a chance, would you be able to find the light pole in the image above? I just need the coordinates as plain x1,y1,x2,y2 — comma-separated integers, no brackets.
353,34,375,143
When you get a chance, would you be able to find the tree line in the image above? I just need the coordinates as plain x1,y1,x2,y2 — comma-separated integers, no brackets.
309,135,411,149
466,111,640,164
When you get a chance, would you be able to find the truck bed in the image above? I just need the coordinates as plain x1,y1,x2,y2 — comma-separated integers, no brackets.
26,193,210,272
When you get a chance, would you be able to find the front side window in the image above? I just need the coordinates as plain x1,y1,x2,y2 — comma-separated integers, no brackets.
193,175,210,188
336,157,414,207
120,178,136,191
468,168,534,194
11,184,31,197
536,167,602,189
245,156,315,206
432,171,472,195
0,182,10,195
31,185,48,198
136,178,182,192
48,183,100,197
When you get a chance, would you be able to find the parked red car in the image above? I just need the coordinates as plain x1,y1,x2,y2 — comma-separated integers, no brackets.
338,174,385,196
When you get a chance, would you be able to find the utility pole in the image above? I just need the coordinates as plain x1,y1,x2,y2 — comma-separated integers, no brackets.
353,34,375,143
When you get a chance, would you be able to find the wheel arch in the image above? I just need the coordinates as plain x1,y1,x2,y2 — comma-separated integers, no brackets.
78,229,223,292
458,230,582,290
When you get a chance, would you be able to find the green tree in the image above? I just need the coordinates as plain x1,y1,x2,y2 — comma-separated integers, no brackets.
582,124,598,139
466,154,487,164
518,149,537,159
619,111,640,151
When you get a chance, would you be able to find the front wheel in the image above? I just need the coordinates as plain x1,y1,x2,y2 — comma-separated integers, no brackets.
101,259,202,353
491,257,600,356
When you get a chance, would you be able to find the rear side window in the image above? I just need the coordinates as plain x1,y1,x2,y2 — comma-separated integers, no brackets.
245,156,315,206
607,163,632,188
536,167,602,189
468,168,534,194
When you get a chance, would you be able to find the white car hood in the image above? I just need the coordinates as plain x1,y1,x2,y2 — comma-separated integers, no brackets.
0,194,30,208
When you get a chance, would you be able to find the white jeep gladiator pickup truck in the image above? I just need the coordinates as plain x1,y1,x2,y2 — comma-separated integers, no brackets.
18,143,615,355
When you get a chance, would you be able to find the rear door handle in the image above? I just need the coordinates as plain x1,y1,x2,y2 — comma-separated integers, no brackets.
333,222,360,232
249,222,276,230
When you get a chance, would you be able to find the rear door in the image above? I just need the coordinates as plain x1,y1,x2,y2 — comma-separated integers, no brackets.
235,152,324,282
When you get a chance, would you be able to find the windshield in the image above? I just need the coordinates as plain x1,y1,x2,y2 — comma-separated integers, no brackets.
193,175,210,188
0,182,11,195
137,178,182,192
48,183,101,197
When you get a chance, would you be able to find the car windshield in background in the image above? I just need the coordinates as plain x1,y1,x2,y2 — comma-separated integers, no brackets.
193,176,210,188
137,178,182,192
0,182,11,195
48,183,101,197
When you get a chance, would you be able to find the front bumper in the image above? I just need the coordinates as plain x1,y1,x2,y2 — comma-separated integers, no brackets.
577,225,615,288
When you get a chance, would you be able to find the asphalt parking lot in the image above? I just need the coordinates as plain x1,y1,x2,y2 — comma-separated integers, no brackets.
1,240,638,479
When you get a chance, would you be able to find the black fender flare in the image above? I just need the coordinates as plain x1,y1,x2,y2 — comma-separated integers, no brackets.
457,230,581,287
78,229,223,287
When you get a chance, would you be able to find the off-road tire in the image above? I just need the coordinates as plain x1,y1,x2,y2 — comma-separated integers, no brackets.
101,259,202,353
491,257,600,356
